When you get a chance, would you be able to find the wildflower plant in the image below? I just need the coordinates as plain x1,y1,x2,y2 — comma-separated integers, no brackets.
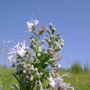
8,19,74,90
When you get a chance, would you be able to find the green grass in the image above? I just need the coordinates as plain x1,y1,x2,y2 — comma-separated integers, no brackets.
63,72,90,90
69,62,83,74
62,62,90,90
0,66,17,90
0,65,90,90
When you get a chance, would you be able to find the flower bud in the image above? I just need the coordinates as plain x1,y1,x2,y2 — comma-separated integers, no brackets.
23,70,26,74
60,39,64,47
36,72,40,77
37,53,41,57
38,46,42,52
40,72,43,75
35,68,38,71
50,35,54,42
55,34,61,41
26,75,29,79
57,64,61,68
30,75,33,81
31,65,34,70
49,23,53,29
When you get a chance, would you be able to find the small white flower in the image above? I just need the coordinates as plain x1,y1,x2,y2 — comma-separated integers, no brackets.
17,47,26,57
31,65,34,70
62,83,74,90
40,72,43,75
27,19,39,32
23,70,26,74
53,53,62,61
48,74,64,88
35,68,38,71
36,72,40,77
48,73,74,90
48,74,56,88
14,40,26,57
27,22,34,28
57,64,61,68
7,54,17,64
60,39,64,47
38,46,42,52
8,40,26,64
54,75,63,87
37,53,40,57
30,75,33,81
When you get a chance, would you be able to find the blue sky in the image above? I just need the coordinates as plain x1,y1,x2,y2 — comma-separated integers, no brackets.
0,0,90,68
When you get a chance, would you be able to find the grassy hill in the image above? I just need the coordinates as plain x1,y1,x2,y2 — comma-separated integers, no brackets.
0,64,90,90
63,72,90,90
0,66,17,90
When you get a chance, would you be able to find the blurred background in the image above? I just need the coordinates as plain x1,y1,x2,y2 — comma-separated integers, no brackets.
0,0,90,68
